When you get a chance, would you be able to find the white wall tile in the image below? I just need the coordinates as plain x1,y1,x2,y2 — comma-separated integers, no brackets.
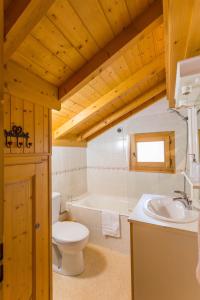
52,147,87,211
86,98,194,200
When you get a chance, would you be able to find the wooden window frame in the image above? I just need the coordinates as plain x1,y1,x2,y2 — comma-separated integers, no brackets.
130,131,175,173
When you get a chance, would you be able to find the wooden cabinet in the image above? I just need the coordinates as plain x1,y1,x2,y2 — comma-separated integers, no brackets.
130,221,200,300
4,161,50,300
3,94,52,300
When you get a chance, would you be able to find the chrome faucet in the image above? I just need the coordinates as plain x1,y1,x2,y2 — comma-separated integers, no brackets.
173,190,192,209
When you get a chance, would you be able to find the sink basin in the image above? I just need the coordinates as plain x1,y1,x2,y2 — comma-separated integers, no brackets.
143,197,199,223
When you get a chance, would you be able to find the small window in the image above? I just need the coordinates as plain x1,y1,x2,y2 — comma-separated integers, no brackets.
130,131,175,173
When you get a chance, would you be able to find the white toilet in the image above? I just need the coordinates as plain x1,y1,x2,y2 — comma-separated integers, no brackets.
52,192,89,276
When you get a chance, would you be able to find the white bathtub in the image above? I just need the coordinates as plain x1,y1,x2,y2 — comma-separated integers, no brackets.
67,194,138,254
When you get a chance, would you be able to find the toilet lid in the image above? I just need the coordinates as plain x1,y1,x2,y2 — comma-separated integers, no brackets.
52,221,89,244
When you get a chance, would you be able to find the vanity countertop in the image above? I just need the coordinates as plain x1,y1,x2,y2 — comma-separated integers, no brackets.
128,194,199,233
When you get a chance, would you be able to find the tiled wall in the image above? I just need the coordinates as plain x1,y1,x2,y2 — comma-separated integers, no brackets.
52,97,199,208
52,146,87,210
87,98,190,201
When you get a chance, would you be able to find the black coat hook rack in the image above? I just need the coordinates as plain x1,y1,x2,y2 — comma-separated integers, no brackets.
4,125,32,149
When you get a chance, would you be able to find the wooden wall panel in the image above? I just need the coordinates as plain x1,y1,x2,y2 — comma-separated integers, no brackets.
35,105,44,154
10,96,24,154
3,93,11,154
23,101,35,154
3,94,50,155
44,107,49,153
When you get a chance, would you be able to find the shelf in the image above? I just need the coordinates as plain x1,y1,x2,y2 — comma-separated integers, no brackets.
182,171,200,189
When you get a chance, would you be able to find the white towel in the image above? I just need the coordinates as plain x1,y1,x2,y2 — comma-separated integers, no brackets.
196,216,200,284
101,210,120,238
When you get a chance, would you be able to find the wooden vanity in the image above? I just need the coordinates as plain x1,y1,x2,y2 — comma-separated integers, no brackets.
129,195,200,300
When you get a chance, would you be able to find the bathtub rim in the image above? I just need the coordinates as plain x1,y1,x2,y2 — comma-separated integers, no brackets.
66,193,137,217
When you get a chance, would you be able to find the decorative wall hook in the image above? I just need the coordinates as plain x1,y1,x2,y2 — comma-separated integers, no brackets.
4,125,32,149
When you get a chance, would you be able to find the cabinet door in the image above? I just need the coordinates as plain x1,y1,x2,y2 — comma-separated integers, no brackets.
4,162,50,300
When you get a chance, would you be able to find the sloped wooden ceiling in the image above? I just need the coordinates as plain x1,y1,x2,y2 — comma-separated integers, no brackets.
4,0,200,146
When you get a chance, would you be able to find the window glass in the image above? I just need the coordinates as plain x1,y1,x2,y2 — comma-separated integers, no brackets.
136,141,165,162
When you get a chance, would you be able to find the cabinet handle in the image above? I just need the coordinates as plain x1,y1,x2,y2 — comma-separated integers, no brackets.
34,223,40,230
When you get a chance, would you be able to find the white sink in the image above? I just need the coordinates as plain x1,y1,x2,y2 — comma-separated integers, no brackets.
143,197,199,223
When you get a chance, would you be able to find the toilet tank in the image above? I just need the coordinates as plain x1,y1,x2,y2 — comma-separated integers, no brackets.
52,192,61,223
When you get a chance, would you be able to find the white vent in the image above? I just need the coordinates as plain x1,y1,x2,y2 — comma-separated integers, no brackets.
175,56,200,107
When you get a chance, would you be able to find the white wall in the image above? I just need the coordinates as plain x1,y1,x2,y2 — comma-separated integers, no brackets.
52,146,87,210
87,98,188,203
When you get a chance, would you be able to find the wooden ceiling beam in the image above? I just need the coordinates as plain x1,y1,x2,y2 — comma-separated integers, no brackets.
4,60,60,110
4,0,30,36
78,81,166,141
54,54,165,139
4,0,56,62
163,0,197,107
58,0,163,101
86,91,166,141
52,137,87,148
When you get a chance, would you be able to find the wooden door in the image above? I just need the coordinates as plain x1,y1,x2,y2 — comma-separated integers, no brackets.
4,160,50,300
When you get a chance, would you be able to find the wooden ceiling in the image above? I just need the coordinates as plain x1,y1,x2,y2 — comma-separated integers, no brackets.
3,0,200,146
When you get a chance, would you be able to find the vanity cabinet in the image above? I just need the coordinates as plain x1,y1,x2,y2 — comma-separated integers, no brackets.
130,221,200,300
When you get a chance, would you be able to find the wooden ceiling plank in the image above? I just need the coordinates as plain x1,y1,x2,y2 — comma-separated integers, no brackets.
163,0,194,107
47,0,99,60
153,23,164,56
123,44,143,74
58,0,163,101
98,0,131,35
99,66,122,89
71,93,93,107
32,16,86,72
67,0,114,48
78,81,166,141
88,75,111,96
12,50,61,86
138,31,156,65
126,0,150,21
111,55,132,81
4,60,60,110
13,34,73,83
54,53,165,139
4,0,56,62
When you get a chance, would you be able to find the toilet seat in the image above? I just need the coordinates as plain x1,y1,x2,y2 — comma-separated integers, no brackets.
52,221,89,244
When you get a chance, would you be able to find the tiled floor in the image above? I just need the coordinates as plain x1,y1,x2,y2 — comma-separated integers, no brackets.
53,243,132,300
